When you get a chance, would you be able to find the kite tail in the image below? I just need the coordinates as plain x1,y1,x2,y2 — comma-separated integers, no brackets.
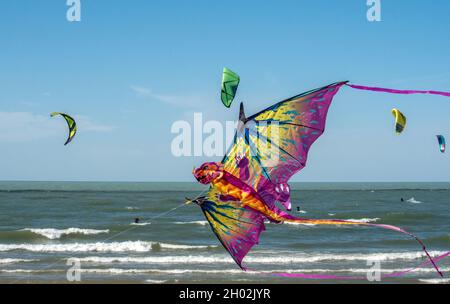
278,215,445,278
346,83,450,98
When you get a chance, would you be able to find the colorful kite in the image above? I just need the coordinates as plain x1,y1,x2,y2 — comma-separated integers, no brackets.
437,135,446,153
50,112,77,145
221,67,240,108
391,108,406,134
191,81,450,277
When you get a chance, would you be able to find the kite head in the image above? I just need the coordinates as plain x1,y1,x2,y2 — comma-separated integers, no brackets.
193,162,223,184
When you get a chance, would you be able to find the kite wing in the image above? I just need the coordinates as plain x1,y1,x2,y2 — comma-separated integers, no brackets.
50,112,77,145
198,187,266,269
391,108,406,134
437,135,446,153
221,67,240,108
222,81,347,193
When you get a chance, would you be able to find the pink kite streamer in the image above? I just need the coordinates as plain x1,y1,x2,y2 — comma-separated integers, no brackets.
346,83,450,98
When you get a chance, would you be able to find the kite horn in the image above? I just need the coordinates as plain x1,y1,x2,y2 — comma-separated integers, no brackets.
239,102,246,122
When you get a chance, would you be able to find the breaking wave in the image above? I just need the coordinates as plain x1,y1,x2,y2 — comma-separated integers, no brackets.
0,258,36,264
76,251,448,264
281,218,380,226
19,228,109,240
0,241,217,253
3,267,448,275
173,221,209,226
407,197,424,204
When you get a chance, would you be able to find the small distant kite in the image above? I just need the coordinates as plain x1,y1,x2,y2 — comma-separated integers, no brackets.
391,108,406,134
437,135,446,153
50,112,77,145
221,67,240,108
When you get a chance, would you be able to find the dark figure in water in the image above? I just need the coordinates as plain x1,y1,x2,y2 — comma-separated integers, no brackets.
296,206,300,212
401,198,404,202
134,218,140,224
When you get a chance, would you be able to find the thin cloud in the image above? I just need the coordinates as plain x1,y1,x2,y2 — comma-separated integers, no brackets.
130,85,152,98
130,85,210,109
76,115,116,132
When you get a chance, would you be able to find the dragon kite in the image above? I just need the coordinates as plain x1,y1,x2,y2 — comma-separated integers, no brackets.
190,81,450,278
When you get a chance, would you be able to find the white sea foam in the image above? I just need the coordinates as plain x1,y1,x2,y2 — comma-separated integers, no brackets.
173,221,209,226
145,279,167,284
419,278,450,284
125,206,140,210
3,267,448,276
283,222,316,226
20,228,109,239
407,197,423,204
0,258,36,264
0,241,216,253
281,218,379,227
0,269,60,274
77,250,447,264
344,218,380,223
130,222,151,226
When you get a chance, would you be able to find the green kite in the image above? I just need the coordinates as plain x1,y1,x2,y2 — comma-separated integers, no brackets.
221,67,240,108
50,112,77,145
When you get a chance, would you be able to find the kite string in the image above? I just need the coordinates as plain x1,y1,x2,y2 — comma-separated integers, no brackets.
8,186,209,284
78,186,211,244
98,200,191,243
74,186,209,245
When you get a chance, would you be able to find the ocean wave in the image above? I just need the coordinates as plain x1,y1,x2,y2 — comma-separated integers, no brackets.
125,206,140,210
130,222,151,226
344,218,380,223
0,241,217,253
0,269,61,274
407,197,423,204
77,250,448,264
0,258,36,264
281,218,380,227
145,279,168,284
283,222,316,226
3,267,448,276
419,278,450,284
173,221,209,226
19,228,109,240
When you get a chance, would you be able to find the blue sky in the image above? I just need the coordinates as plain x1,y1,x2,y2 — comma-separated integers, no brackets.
0,0,450,182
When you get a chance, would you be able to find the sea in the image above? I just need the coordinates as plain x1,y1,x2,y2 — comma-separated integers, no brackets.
0,181,449,284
